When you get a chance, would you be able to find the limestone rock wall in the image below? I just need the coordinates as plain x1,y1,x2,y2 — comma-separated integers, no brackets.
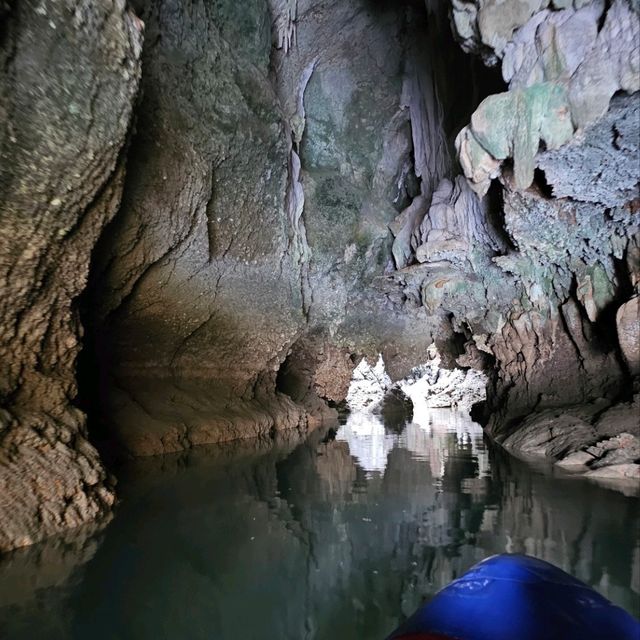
83,0,310,456
454,0,640,195
82,0,473,455
0,0,143,551
385,1,639,444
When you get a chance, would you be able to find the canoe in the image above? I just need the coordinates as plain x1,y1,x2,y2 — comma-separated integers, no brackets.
387,554,640,640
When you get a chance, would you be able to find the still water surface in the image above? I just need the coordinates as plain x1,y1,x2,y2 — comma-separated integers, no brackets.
0,409,638,639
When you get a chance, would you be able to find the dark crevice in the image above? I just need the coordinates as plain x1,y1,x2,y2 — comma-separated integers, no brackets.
485,178,516,254
597,0,611,33
532,167,554,199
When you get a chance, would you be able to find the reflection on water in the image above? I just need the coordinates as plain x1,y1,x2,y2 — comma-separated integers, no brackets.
0,409,638,640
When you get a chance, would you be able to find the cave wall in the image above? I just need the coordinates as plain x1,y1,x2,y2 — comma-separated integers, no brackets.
83,0,476,455
387,0,640,449
0,0,142,551
84,0,310,455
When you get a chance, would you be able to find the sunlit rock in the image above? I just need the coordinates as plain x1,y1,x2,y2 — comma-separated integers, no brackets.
400,362,487,412
346,356,393,413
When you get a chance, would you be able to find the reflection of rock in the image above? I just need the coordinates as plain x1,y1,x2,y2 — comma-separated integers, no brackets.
336,406,490,481
378,389,414,434
0,521,108,638
1,411,638,638
336,413,396,475
402,410,492,481
0,523,106,607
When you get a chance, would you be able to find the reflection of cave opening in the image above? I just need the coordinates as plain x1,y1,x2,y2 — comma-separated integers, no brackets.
337,350,489,476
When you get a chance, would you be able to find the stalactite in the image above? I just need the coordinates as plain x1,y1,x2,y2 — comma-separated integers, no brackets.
403,5,451,196
284,60,317,317
268,0,298,54
392,5,452,270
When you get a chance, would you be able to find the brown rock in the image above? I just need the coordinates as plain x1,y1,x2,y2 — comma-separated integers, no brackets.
0,1,142,551
616,295,640,375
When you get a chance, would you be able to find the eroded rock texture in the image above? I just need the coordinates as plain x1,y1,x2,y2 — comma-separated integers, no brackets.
454,0,640,194
384,0,640,474
81,0,487,456
84,0,309,456
0,1,142,550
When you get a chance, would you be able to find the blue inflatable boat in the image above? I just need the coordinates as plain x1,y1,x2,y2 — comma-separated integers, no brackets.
387,554,640,640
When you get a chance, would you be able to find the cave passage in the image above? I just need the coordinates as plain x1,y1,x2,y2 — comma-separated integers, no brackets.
0,0,639,634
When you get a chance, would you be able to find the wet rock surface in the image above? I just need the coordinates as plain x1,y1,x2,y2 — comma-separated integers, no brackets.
502,395,640,489
0,0,142,551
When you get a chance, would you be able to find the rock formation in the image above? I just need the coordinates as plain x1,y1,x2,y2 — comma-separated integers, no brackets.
0,0,142,551
0,0,638,550
386,1,639,479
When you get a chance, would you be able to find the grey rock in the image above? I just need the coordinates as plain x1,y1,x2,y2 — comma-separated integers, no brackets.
586,432,640,466
502,410,598,459
502,4,603,88
555,450,596,467
595,395,640,438
568,0,640,128
415,176,504,266
585,463,640,479
538,94,640,207
453,1,640,193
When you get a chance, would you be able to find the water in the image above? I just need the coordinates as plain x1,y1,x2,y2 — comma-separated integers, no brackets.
0,408,638,640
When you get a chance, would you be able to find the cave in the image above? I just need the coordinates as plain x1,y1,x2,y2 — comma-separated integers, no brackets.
0,0,639,637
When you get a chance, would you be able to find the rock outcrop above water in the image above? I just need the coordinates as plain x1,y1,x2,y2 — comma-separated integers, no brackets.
0,1,142,551
388,2,639,459
502,395,640,487
400,361,487,411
